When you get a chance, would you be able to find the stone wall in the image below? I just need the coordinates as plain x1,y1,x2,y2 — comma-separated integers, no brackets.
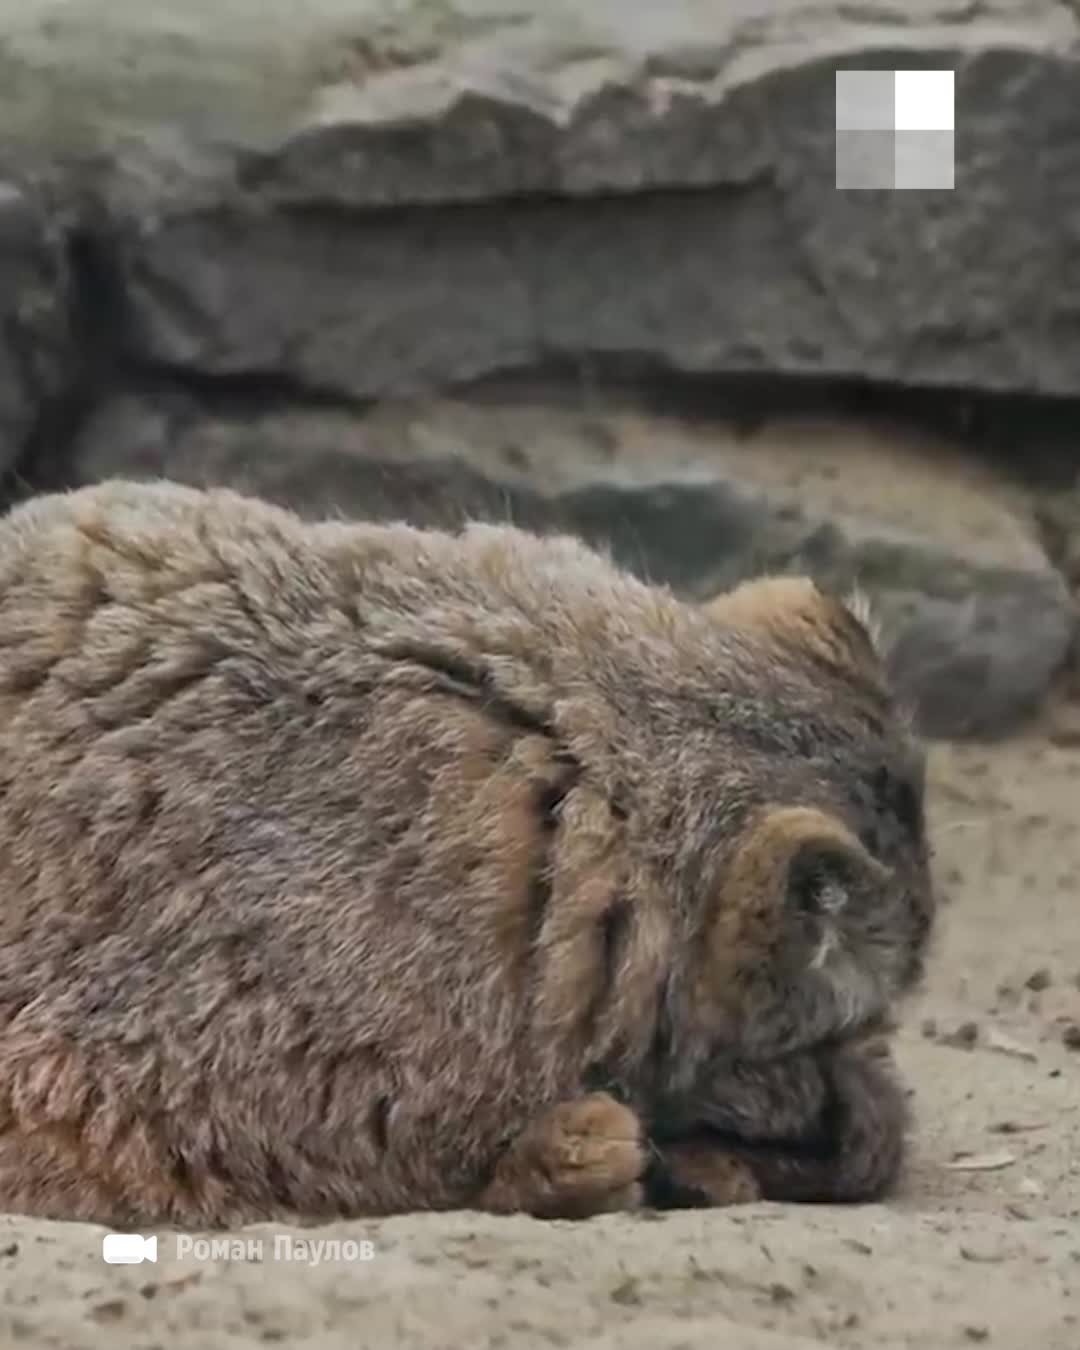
1,0,1078,737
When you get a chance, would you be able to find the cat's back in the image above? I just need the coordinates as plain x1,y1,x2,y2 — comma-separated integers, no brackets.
0,482,597,1064
0,480,376,960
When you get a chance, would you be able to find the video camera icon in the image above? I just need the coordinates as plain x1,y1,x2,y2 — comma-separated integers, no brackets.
102,1233,158,1264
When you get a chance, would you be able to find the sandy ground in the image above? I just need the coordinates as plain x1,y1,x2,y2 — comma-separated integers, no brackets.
2,411,1079,1347
0,683,1078,1349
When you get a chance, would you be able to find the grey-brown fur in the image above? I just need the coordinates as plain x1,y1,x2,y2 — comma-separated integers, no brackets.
0,482,934,1226
647,1031,909,1207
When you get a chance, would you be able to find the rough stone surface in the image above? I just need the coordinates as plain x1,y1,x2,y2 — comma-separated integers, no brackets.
70,387,1074,738
0,0,1077,736
0,1,1078,400
0,182,72,477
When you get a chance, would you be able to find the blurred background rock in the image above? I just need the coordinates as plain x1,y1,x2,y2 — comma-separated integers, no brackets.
1,0,1079,740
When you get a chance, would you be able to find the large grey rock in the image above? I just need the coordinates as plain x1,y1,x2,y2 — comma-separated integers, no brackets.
70,387,1074,738
1,0,1076,736
1,1,1077,400
0,183,72,477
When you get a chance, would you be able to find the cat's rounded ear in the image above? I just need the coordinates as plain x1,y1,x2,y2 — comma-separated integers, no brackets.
701,576,823,631
702,575,887,667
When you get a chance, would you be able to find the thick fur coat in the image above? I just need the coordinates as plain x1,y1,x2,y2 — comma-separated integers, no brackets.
0,482,934,1226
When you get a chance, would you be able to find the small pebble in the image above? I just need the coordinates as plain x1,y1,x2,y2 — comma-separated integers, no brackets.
943,1021,980,1049
609,1277,641,1306
985,1029,1038,1062
960,1246,1004,1264
1025,968,1052,992
89,1300,127,1325
1063,1024,1080,1050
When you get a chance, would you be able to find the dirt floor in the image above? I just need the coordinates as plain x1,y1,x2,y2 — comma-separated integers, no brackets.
2,410,1080,1348
0,678,1077,1350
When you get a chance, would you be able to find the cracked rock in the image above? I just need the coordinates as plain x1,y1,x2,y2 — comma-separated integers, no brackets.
0,183,72,478
1,1,1072,400
0,1,1076,737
